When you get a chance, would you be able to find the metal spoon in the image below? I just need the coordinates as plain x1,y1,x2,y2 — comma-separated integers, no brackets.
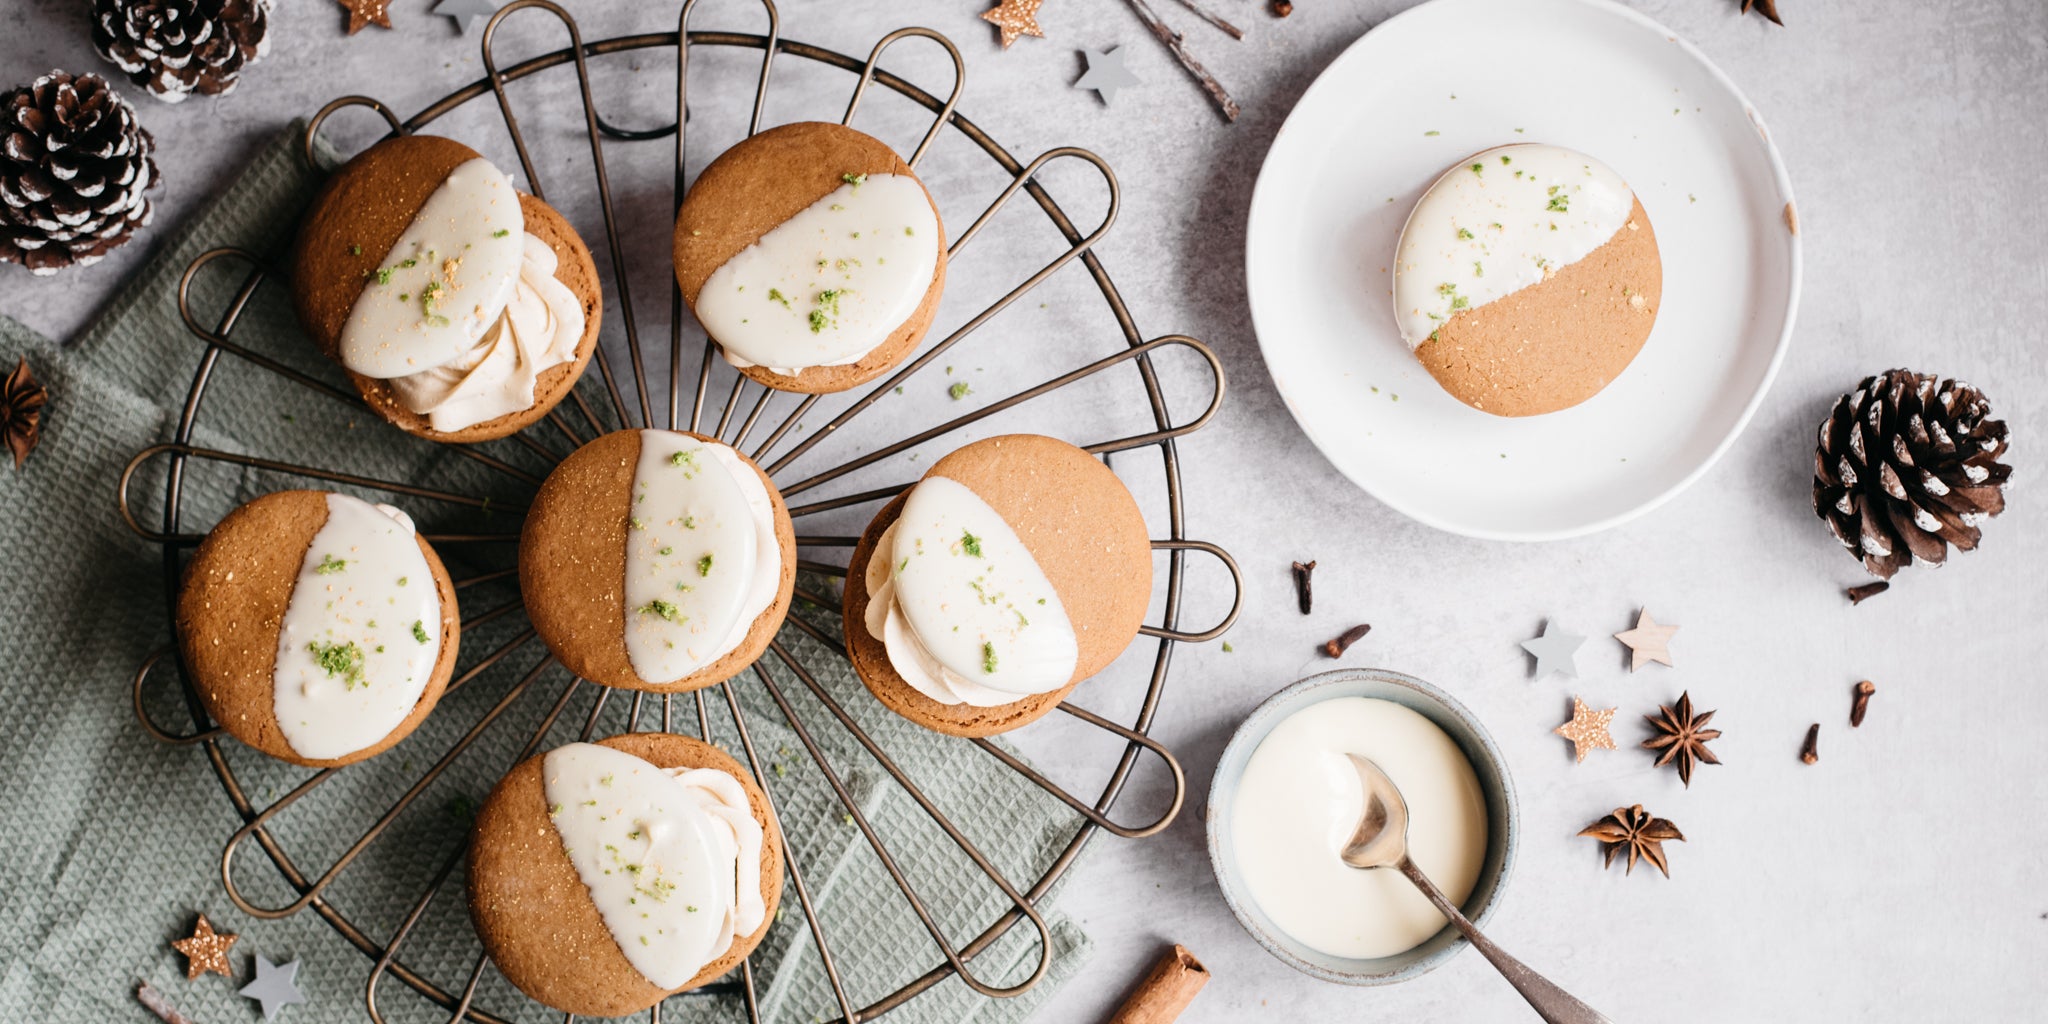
1342,754,1612,1024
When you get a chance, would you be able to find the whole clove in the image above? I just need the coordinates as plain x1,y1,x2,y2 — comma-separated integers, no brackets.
1799,723,1820,764
1290,560,1316,614
1321,623,1371,658
1849,680,1876,727
1270,0,1294,15
1845,581,1889,605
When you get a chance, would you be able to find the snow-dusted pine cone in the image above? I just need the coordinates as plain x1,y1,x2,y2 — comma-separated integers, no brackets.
1812,369,2012,578
0,71,160,276
92,0,272,103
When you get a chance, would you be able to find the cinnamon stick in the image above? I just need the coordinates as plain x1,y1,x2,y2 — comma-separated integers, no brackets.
1106,944,1210,1024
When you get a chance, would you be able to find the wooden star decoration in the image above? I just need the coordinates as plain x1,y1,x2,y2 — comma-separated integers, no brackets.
337,0,394,35
981,0,1045,49
1742,0,1783,26
171,914,238,980
1552,696,1617,763
1579,804,1685,877
1614,608,1678,671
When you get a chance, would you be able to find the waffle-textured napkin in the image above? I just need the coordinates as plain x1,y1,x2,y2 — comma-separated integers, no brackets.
0,124,1090,1024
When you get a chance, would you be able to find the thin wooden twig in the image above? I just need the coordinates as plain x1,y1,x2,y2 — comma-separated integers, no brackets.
137,981,202,1024
1119,0,1241,121
1168,0,1246,39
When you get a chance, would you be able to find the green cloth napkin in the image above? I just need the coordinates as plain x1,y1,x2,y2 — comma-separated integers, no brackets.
0,124,1090,1024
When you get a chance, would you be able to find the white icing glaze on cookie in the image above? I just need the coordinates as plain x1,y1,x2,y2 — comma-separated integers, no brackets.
695,174,939,375
1392,144,1636,349
339,157,526,380
861,478,1077,706
623,431,781,683
542,742,765,989
271,494,441,760
385,233,586,432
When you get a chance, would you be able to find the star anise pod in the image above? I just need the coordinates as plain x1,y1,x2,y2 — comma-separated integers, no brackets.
1579,804,1684,877
1742,0,1783,26
1642,690,1721,787
2,356,47,469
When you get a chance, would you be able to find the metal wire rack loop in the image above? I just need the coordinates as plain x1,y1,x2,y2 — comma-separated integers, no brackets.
132,645,223,746
843,26,964,171
1138,539,1242,643
302,96,408,172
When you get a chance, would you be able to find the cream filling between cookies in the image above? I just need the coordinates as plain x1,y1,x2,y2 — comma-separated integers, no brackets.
385,233,586,432
339,157,527,379
271,494,442,761
1392,143,1636,349
623,431,781,684
542,742,765,989
861,477,1078,707
695,174,938,376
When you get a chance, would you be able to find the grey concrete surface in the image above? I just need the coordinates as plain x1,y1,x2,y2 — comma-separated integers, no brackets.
4,1,2045,1021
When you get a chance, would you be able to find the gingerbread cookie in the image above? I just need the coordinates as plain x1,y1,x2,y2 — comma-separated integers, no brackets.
674,121,946,394
842,434,1152,738
519,429,795,692
175,490,460,768
468,732,783,1017
290,134,602,442
1394,143,1661,417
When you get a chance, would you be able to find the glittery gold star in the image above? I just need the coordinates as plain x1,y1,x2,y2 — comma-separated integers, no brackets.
980,0,1045,49
1553,696,1617,763
171,914,239,980
337,0,394,35
1614,608,1679,672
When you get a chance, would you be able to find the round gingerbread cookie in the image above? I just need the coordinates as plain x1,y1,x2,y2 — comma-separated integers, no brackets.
673,121,947,394
519,429,795,692
1393,143,1661,417
842,434,1153,738
468,732,783,1017
290,134,603,442
175,490,460,768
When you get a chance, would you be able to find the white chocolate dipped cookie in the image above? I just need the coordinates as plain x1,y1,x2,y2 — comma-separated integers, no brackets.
674,121,946,394
1394,143,1661,417
518,429,796,693
290,135,602,441
468,732,783,1017
843,434,1153,737
175,490,460,767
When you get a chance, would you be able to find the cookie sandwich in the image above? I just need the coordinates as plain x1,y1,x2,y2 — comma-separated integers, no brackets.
843,434,1152,738
175,490,460,768
1393,143,1661,417
468,732,782,1017
674,121,946,394
290,135,602,441
520,429,795,693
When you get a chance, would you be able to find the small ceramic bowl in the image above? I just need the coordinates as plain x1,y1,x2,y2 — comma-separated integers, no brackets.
1205,667,1519,985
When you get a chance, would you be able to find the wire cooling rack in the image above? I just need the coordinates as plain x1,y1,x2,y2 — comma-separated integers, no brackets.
117,2,1240,1021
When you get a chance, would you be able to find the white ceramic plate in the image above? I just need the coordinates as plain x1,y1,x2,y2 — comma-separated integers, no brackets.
1246,0,1799,540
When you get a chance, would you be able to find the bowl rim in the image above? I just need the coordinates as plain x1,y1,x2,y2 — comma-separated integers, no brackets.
1204,667,1520,985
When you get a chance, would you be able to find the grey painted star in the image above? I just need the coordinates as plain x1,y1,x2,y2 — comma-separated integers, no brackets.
1521,623,1586,680
237,956,307,1023
433,0,501,36
1074,47,1141,105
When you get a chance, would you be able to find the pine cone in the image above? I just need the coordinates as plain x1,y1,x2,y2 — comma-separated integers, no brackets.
92,0,272,104
1812,369,2012,578
0,71,160,276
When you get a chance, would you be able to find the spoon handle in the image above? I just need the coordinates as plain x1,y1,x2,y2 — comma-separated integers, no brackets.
1396,858,1613,1024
